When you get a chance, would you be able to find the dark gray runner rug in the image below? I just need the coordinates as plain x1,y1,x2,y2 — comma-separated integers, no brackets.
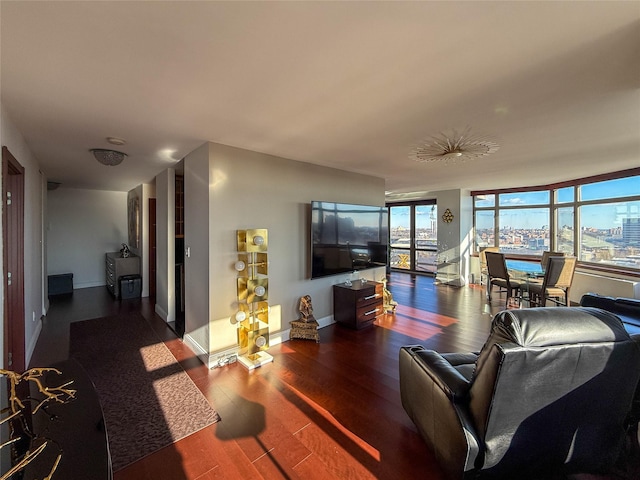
69,313,221,471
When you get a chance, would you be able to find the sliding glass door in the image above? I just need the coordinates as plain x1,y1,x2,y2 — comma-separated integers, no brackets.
388,202,437,274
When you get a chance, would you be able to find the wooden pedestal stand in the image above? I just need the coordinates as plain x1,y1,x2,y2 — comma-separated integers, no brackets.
290,294,320,342
290,319,320,343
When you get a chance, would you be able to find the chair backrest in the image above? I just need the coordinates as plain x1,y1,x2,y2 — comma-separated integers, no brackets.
541,250,565,269
542,255,576,290
467,307,640,477
479,247,500,272
484,251,509,281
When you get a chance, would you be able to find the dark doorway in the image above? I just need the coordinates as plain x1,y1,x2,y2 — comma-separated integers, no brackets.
148,198,156,299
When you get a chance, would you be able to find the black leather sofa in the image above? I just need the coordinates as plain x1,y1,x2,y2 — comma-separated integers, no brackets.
580,293,640,334
399,307,640,480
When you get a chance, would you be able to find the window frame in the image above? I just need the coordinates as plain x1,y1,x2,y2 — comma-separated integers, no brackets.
387,199,438,274
471,167,640,276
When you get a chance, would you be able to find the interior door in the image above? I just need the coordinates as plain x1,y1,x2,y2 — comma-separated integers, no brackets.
2,147,25,372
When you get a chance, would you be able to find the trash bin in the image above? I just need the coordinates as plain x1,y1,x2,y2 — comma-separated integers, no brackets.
119,274,142,299
48,273,73,296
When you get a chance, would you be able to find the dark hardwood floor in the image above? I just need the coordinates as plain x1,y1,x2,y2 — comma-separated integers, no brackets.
29,273,639,480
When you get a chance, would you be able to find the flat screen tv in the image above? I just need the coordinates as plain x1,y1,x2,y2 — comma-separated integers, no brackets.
310,201,389,279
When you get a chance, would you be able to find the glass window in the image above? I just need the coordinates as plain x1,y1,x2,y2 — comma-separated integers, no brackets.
415,205,437,249
389,206,410,269
475,210,494,249
579,201,640,268
498,208,549,255
416,250,437,274
580,175,640,202
475,194,495,208
388,202,438,272
415,205,437,272
499,191,549,207
473,168,640,271
390,248,410,270
556,187,574,204
389,206,410,245
555,207,574,255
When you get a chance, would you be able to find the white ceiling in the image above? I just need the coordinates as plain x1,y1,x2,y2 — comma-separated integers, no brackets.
2,1,639,199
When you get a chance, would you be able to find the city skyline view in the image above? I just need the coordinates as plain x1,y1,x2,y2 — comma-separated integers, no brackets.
388,174,640,270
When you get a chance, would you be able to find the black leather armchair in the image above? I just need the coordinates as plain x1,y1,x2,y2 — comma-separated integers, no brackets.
399,307,640,479
580,293,640,332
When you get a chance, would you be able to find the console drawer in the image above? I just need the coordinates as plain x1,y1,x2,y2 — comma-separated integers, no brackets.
333,281,384,329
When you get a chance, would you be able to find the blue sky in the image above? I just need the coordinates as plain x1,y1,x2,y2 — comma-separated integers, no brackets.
391,175,639,230
390,205,437,229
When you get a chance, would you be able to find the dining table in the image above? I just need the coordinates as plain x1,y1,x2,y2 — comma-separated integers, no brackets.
506,259,545,307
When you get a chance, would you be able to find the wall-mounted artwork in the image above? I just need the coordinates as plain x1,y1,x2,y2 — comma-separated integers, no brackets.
128,190,140,249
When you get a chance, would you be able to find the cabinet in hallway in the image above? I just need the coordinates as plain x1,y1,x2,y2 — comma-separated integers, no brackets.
105,252,140,299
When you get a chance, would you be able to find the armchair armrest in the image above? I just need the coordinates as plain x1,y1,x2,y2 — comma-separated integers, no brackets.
413,349,472,400
399,346,481,479
631,334,640,424
579,293,616,309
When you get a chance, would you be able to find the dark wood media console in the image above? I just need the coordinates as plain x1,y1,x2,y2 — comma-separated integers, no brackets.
333,280,384,329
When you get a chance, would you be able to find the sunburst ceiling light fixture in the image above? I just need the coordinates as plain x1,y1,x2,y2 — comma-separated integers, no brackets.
90,148,128,166
411,127,499,164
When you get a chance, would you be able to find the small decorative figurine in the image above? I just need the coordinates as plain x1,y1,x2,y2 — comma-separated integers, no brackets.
290,295,319,343
298,294,315,323
120,243,131,258
381,277,398,314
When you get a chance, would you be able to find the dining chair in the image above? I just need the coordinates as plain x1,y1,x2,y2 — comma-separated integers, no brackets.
526,251,566,288
529,256,577,307
485,251,521,304
540,250,565,270
479,246,500,285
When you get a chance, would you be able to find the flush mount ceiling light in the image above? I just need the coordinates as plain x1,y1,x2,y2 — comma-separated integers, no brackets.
90,148,128,166
411,127,499,164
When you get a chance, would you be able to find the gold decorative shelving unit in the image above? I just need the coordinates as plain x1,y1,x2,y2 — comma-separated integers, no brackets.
234,229,273,369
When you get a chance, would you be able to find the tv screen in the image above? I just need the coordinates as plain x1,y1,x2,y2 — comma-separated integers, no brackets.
310,201,389,279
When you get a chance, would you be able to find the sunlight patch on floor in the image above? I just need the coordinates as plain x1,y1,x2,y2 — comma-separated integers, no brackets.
375,315,443,340
395,305,458,327
374,305,458,340
140,342,178,372
284,383,381,462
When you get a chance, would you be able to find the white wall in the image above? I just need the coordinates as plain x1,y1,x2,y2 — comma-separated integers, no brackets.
434,189,473,286
459,191,473,283
1,104,45,368
181,141,386,363
183,144,210,351
571,270,639,302
154,169,175,323
47,188,128,288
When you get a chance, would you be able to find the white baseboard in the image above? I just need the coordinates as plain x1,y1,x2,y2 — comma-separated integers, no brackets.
183,333,211,366
155,304,168,322
316,314,336,329
204,315,335,369
26,319,43,368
